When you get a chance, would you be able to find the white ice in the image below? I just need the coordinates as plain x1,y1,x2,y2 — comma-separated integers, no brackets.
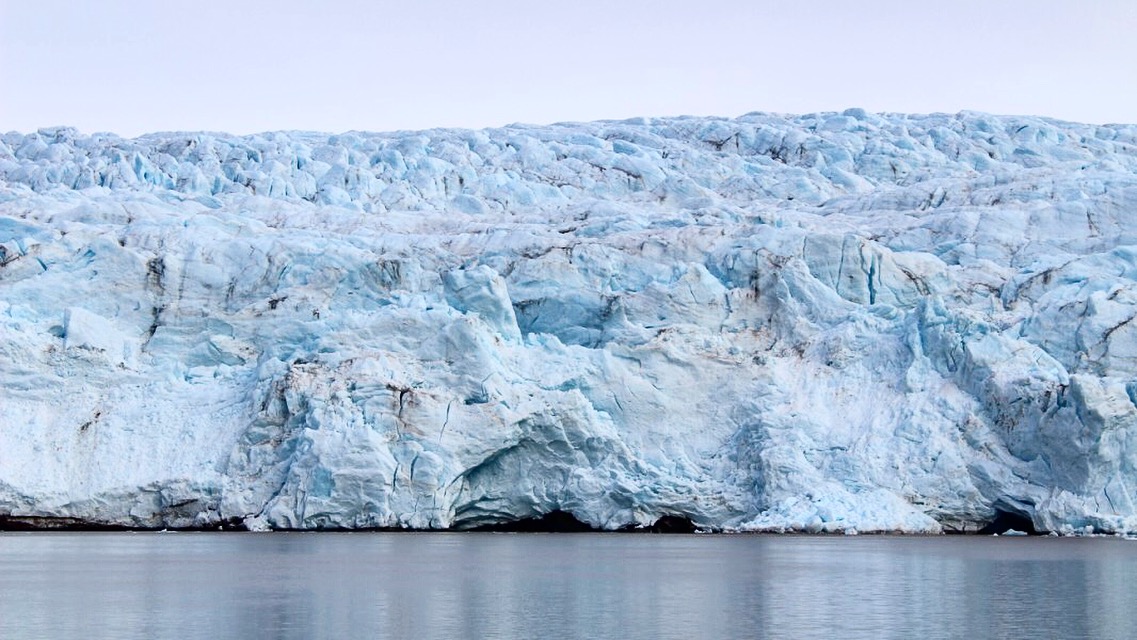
1,110,1136,533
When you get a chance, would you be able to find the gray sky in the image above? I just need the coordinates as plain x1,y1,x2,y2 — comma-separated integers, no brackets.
2,0,1135,136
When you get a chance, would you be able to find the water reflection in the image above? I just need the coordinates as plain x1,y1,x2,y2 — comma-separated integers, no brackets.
0,532,1133,639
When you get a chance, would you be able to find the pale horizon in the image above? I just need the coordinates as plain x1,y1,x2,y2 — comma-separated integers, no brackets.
3,0,1135,137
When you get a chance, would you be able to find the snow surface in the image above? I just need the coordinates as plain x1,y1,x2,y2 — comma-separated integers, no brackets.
2,111,1137,533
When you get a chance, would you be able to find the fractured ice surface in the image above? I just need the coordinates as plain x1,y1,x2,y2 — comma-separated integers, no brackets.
2,110,1137,532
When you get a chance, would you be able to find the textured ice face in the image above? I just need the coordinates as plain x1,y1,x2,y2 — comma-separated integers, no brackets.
2,111,1137,533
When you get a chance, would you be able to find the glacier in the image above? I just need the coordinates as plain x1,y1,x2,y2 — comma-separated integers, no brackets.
2,110,1137,534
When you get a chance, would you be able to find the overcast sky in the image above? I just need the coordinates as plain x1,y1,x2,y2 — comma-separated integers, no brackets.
2,0,1134,136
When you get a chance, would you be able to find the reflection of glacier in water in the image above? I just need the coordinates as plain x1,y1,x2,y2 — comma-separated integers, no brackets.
2,112,1137,533
0,533,1134,639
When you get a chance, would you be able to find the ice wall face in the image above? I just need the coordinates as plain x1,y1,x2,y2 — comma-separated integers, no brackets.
2,111,1137,533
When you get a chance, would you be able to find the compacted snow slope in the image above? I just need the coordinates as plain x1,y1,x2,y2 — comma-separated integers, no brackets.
2,110,1137,533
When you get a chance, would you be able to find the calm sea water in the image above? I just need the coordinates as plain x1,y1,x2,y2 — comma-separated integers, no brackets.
1,532,1134,640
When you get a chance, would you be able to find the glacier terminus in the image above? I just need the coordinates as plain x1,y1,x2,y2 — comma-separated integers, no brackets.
2,110,1136,534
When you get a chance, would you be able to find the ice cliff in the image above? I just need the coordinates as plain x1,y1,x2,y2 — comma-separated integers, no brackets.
2,110,1137,533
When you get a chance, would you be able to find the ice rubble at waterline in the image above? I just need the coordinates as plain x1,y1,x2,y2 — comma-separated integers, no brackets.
2,110,1137,534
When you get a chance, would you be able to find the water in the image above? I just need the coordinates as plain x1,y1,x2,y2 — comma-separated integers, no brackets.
1,533,1134,640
